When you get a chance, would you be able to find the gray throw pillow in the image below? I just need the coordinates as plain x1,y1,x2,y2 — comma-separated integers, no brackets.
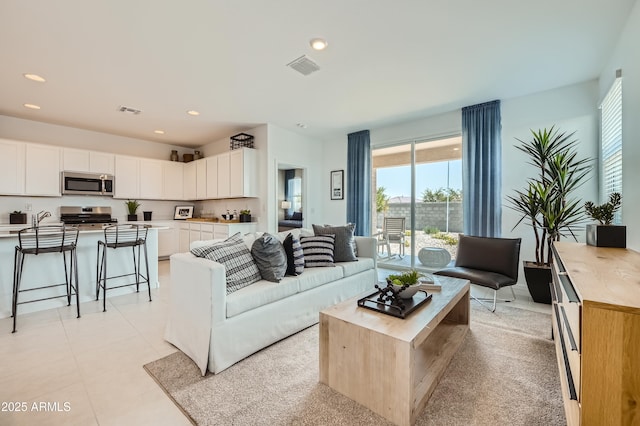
251,233,287,282
312,223,357,262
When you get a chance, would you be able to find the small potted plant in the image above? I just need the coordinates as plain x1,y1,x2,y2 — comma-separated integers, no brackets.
239,209,251,223
386,270,423,299
125,199,141,221
584,192,626,248
10,210,27,224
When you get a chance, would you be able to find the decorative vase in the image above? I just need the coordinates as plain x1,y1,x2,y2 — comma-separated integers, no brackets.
170,150,179,161
127,214,138,221
239,214,251,223
586,224,626,248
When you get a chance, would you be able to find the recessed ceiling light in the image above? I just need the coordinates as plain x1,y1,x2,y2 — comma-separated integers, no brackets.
154,130,165,135
23,73,46,83
187,110,200,116
23,103,41,110
310,38,328,51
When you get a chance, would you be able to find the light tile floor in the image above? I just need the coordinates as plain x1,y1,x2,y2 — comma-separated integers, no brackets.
0,260,191,426
0,262,551,425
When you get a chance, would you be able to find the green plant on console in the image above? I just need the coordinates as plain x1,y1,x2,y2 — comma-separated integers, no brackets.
584,192,621,225
240,209,251,215
387,270,422,286
125,199,141,215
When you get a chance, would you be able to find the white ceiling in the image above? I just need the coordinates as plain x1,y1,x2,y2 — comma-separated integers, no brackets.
0,0,636,148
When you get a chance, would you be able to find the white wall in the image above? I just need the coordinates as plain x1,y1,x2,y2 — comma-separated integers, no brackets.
599,0,640,250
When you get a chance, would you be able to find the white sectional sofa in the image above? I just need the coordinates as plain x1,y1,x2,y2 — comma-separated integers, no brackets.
165,231,377,375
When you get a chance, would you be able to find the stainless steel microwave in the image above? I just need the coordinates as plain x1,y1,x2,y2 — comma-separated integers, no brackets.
61,171,115,196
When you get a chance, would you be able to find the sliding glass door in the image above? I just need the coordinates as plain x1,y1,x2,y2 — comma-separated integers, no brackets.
373,135,462,271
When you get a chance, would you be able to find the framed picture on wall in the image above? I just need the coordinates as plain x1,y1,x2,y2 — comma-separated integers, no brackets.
330,170,344,200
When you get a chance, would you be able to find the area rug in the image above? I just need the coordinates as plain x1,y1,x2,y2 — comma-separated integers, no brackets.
144,303,564,425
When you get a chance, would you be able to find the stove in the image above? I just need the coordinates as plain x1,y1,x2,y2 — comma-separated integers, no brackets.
60,206,118,230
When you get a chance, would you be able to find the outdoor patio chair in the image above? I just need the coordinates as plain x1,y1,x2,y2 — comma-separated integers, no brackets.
374,217,406,259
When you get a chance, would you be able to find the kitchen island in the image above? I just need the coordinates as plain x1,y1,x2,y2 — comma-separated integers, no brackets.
0,226,163,319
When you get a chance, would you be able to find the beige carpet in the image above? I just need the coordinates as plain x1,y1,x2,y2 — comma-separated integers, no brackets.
145,303,564,426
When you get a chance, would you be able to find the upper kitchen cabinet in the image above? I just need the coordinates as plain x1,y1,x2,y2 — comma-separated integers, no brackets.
25,144,61,196
196,159,207,200
183,161,197,200
184,159,206,201
163,160,184,200
229,148,257,198
217,152,230,198
114,155,139,199
139,159,163,200
206,156,218,199
62,148,114,174
0,139,25,195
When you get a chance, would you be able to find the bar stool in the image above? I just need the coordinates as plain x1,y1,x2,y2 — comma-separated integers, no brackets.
12,226,80,333
96,224,151,312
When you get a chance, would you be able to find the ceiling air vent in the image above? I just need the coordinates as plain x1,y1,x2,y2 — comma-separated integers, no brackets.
118,105,142,115
286,55,320,76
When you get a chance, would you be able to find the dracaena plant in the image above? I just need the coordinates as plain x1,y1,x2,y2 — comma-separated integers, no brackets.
507,127,592,265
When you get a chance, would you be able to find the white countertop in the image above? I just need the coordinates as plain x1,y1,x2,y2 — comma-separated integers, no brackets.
0,225,167,238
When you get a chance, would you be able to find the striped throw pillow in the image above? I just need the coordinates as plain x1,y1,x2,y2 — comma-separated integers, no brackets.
283,233,305,275
300,234,336,268
191,232,261,294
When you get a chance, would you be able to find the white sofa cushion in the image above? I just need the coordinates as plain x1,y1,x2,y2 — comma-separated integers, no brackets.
296,265,344,292
338,257,375,278
226,278,300,318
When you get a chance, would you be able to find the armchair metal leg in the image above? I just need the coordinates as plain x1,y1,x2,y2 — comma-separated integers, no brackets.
471,286,517,312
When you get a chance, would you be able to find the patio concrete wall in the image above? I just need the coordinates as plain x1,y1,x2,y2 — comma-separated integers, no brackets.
376,201,463,233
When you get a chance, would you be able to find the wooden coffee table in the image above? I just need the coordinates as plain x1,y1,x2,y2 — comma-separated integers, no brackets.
319,276,470,426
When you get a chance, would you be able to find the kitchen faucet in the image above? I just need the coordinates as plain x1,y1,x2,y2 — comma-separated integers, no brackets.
32,210,51,227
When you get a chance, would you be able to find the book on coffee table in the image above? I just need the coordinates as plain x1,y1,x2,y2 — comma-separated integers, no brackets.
419,274,441,291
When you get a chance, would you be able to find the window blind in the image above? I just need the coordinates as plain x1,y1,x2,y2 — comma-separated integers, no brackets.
600,76,622,223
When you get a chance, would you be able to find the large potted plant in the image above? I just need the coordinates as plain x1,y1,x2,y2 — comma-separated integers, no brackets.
584,192,626,248
507,127,592,304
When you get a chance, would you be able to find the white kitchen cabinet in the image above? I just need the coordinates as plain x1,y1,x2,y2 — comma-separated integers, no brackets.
178,222,190,253
62,149,114,174
0,139,25,195
157,222,178,258
114,155,139,199
163,161,184,200
183,161,197,200
25,143,61,196
200,223,214,241
196,159,207,200
229,148,257,198
217,153,230,198
90,152,115,174
139,159,163,200
205,156,218,199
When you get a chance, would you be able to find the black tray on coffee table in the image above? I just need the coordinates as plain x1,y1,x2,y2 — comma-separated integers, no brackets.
357,290,432,319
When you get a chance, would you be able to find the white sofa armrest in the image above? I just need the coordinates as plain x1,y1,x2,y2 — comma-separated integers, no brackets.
165,252,228,375
355,236,377,267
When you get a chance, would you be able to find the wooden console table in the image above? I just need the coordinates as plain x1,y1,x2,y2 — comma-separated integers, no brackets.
319,276,469,426
551,242,640,425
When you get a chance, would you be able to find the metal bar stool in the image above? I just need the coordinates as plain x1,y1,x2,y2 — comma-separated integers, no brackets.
96,224,151,312
12,226,80,333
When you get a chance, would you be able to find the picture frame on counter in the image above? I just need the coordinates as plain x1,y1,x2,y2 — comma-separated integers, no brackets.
174,205,194,220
